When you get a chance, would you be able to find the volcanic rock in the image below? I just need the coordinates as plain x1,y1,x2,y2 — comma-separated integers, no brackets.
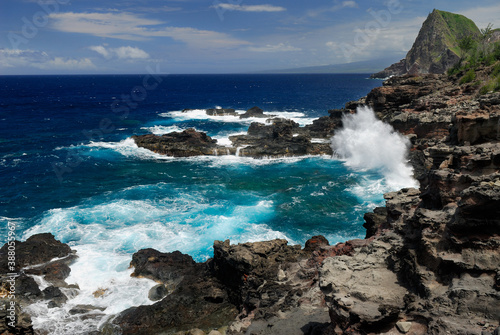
132,129,232,157
239,106,270,118
206,108,237,116
0,234,75,335
0,233,73,273
371,9,481,78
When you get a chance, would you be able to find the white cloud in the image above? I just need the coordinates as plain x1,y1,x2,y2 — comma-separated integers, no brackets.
307,1,358,17
134,6,182,13
0,48,95,70
48,11,251,48
89,45,110,58
248,43,301,52
115,46,149,59
342,1,358,9
213,4,286,12
33,57,95,70
90,45,150,60
49,12,163,41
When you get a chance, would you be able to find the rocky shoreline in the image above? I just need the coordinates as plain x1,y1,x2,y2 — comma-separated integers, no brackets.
132,106,337,158
2,71,500,334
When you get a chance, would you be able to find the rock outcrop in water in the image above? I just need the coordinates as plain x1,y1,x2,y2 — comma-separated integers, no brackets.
132,128,228,157
132,108,335,158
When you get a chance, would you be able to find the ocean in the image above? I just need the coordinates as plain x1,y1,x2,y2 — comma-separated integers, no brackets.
0,74,413,333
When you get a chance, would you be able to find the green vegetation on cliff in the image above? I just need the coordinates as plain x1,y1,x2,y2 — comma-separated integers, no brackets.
405,9,481,73
448,22,500,94
435,10,481,55
372,9,483,78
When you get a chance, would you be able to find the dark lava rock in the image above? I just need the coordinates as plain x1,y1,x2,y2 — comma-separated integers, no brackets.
0,234,75,334
148,284,168,301
0,233,72,273
363,207,388,238
134,107,337,159
240,106,269,118
15,274,42,303
113,249,237,335
131,248,196,284
230,119,332,157
212,239,304,308
132,129,227,157
113,236,331,335
69,304,106,315
206,108,237,116
42,286,68,307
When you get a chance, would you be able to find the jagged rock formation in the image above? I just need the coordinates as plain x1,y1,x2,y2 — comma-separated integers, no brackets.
0,233,77,335
318,70,500,334
112,249,238,335
132,108,335,158
132,128,228,157
111,237,332,335
372,9,481,78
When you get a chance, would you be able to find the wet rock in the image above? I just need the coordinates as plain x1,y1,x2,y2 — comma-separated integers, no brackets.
0,301,34,335
130,248,196,284
134,118,333,158
0,233,73,273
206,108,237,116
148,284,168,301
239,106,269,118
15,274,42,303
42,286,67,305
230,119,332,157
132,129,230,157
69,304,106,315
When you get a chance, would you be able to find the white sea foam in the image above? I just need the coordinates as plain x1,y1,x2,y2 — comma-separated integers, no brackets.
77,137,325,167
86,138,175,161
140,125,199,135
22,190,290,334
331,106,417,190
160,108,316,126
211,132,246,147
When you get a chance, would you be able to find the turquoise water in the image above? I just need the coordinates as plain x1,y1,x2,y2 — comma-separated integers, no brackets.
1,74,404,333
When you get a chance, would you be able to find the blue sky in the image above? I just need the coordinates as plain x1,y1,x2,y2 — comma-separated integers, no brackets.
1,0,499,74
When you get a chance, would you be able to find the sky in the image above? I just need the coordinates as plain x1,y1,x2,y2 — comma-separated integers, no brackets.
1,0,499,74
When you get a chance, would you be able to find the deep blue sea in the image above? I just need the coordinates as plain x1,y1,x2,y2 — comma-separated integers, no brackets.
0,74,409,332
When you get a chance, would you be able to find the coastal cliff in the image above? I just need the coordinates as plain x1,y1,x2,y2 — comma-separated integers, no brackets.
371,9,481,78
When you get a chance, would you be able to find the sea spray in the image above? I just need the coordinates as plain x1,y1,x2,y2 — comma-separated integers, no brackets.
331,106,417,190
